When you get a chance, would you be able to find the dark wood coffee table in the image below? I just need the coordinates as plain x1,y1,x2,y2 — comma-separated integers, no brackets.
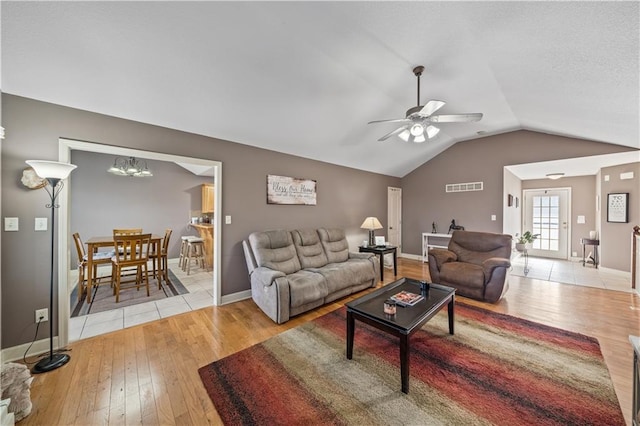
346,277,455,394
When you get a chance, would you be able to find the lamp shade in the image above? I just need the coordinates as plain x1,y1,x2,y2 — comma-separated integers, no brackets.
26,160,77,179
360,217,383,230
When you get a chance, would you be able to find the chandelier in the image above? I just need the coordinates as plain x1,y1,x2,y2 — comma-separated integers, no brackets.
107,156,153,177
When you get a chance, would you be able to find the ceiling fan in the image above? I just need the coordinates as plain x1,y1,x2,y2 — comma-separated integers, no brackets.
369,66,483,143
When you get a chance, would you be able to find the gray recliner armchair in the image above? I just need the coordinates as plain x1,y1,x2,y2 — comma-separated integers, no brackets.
428,230,512,303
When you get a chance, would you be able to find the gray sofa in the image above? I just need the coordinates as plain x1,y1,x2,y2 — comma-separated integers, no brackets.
242,228,380,323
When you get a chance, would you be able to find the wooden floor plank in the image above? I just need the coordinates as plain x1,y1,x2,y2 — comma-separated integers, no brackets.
17,258,640,426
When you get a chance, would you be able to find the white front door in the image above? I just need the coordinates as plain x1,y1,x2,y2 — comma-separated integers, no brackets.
387,187,402,250
523,188,570,259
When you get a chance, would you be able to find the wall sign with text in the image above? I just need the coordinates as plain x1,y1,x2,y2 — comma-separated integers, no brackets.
267,174,317,205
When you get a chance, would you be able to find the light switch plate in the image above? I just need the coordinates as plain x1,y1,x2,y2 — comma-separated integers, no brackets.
225,215,232,225
35,217,48,231
4,217,19,231
577,215,585,224
491,215,496,221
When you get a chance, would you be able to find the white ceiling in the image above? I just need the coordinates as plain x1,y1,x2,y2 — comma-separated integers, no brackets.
2,2,638,178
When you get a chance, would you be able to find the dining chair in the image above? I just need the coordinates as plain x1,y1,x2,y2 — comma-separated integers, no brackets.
72,232,113,302
149,228,172,288
113,228,143,236
113,228,143,255
111,233,152,303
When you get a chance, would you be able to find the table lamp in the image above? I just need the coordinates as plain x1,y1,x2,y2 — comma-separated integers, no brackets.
361,217,383,247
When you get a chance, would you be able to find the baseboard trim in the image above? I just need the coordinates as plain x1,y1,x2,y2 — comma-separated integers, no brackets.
221,290,252,305
2,337,60,363
400,252,422,261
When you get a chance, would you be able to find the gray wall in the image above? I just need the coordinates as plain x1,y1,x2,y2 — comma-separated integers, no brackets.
522,175,597,258
401,130,635,256
69,150,211,265
1,94,400,348
600,162,640,271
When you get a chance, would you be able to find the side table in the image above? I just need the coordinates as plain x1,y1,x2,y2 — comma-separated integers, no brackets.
580,238,600,268
359,245,397,281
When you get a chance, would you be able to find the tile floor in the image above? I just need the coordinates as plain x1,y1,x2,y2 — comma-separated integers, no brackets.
69,258,214,341
510,253,634,293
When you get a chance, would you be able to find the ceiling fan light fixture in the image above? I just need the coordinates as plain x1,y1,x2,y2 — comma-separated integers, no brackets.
546,173,565,180
410,123,424,136
368,65,483,144
426,125,440,138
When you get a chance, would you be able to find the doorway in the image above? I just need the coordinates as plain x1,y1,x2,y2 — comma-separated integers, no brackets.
56,138,223,346
387,187,402,251
523,188,571,259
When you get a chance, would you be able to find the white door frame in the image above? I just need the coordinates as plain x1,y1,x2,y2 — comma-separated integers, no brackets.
56,138,222,346
522,187,571,260
387,187,402,251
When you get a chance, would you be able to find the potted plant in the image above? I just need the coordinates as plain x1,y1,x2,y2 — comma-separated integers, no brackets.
515,231,539,252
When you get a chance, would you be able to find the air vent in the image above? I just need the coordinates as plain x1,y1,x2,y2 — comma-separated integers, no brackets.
445,181,483,193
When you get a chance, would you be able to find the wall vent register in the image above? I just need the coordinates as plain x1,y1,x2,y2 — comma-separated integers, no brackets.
445,181,483,193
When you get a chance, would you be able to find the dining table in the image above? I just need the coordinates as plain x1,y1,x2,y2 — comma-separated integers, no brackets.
84,234,163,303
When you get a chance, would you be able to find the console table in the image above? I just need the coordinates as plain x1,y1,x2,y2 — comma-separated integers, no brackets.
422,233,452,262
580,238,600,268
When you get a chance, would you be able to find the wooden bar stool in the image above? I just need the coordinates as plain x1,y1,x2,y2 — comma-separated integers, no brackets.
178,236,193,270
185,238,207,275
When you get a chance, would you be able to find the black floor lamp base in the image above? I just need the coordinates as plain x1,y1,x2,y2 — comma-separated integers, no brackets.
32,352,70,374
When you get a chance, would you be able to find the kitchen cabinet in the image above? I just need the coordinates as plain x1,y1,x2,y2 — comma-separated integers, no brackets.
202,183,214,213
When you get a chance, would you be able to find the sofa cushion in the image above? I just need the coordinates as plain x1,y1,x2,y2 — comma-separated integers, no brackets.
313,259,376,294
249,230,301,275
291,229,328,269
287,270,328,308
440,262,485,289
317,228,349,263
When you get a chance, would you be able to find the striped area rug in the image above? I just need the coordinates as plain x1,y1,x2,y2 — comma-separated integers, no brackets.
198,303,624,425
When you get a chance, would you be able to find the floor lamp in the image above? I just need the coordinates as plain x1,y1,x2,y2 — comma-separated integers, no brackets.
26,160,77,374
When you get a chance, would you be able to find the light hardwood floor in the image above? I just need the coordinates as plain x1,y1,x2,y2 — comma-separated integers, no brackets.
21,258,640,425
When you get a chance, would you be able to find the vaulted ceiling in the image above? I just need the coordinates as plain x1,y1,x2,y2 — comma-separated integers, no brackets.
2,1,638,177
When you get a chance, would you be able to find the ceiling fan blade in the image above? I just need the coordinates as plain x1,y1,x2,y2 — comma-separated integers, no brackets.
428,113,483,123
378,126,407,141
368,118,412,125
419,100,446,116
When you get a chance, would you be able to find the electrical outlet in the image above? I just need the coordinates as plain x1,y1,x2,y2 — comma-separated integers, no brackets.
35,308,48,323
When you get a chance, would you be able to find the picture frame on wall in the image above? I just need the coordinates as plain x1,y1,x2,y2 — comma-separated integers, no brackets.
607,192,629,223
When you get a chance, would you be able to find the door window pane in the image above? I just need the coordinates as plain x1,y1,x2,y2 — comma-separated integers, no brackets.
531,195,560,253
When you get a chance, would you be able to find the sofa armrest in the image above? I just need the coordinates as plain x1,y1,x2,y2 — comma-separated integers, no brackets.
428,248,457,270
349,252,374,260
250,267,286,287
482,257,511,278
